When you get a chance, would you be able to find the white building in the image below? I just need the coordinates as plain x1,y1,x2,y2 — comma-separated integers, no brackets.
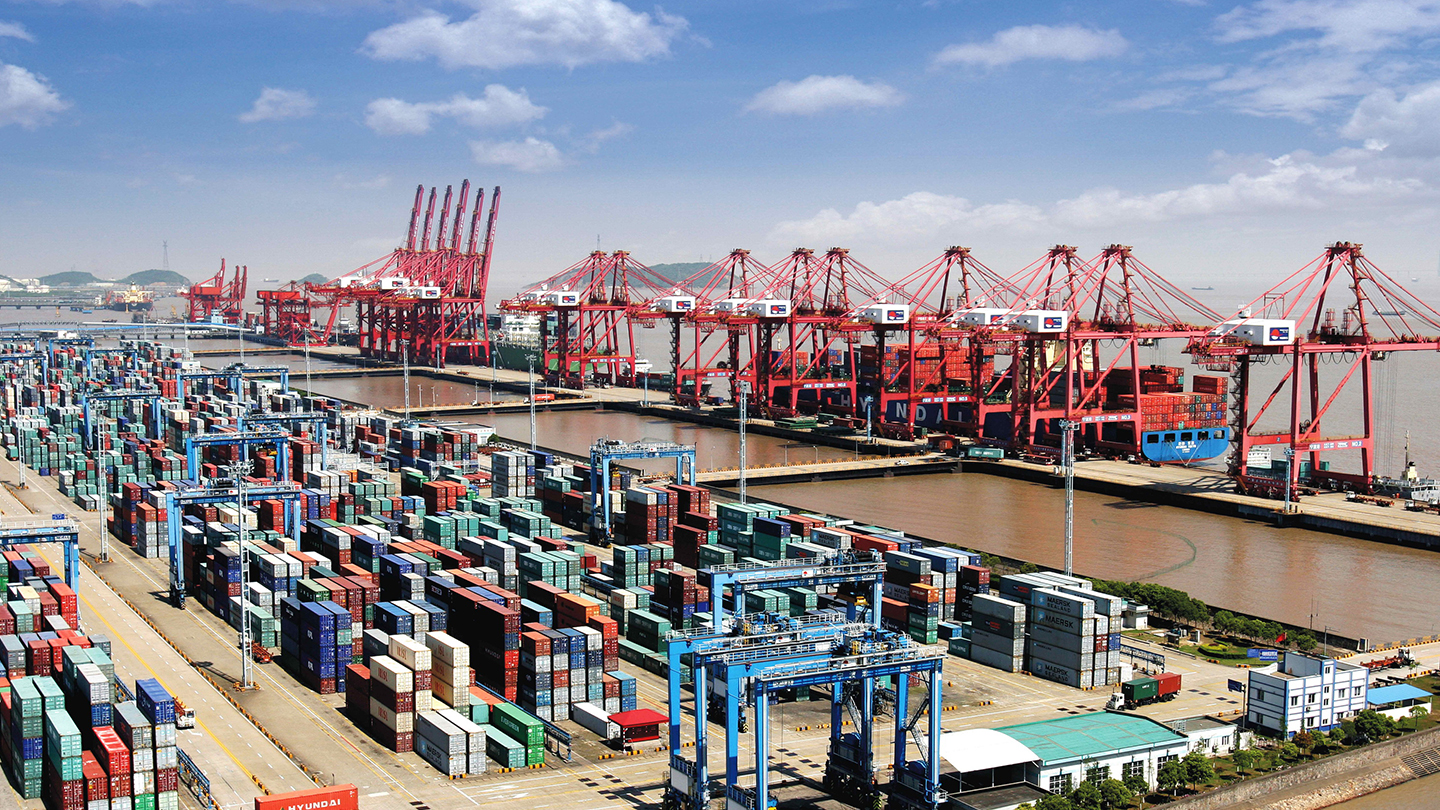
1246,652,1370,738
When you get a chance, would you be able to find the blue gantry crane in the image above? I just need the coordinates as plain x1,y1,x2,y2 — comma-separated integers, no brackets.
165,481,303,606
237,411,329,469
588,438,697,544
184,429,291,481
81,389,168,450
0,515,83,592
177,364,291,399
666,554,945,810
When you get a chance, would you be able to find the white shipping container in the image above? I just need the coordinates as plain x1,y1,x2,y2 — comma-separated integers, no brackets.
153,745,178,770
424,632,470,667
388,634,433,672
971,593,1026,623
370,656,415,693
571,702,619,740
369,700,415,733
437,708,486,753
416,711,467,756
414,690,434,714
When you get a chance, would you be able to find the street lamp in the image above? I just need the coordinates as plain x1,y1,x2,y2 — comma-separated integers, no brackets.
1060,419,1079,577
738,381,751,504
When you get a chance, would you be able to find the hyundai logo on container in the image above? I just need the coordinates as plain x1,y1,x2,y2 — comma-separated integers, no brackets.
769,304,785,315
1044,316,1063,329
887,309,906,321
1268,326,1290,342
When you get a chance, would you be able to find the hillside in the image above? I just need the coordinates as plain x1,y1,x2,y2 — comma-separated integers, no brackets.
299,273,329,285
649,262,709,281
41,271,102,287
122,269,189,286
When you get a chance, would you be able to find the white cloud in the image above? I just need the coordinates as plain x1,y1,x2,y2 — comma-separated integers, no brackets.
1341,80,1440,155
578,120,634,151
0,21,35,41
469,137,564,172
238,87,316,123
1112,88,1195,111
1215,0,1440,52
0,63,68,129
769,151,1427,244
933,24,1127,68
334,173,392,190
364,86,546,135
362,0,688,70
744,75,904,116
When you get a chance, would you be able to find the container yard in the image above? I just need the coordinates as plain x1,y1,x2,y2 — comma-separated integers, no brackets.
0,183,1433,810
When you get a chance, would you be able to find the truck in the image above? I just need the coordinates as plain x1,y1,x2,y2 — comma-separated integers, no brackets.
1107,672,1182,710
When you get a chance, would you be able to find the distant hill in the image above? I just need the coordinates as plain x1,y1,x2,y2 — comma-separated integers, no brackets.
41,271,103,287
299,273,329,285
649,262,709,281
121,269,189,286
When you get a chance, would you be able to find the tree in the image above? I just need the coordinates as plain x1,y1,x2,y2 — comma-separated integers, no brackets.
1410,704,1430,731
1293,730,1314,751
1182,751,1215,788
1329,726,1347,745
1279,742,1300,762
1158,760,1185,795
1035,796,1073,810
1019,562,1040,574
1069,781,1102,810
1213,610,1236,635
1354,709,1398,743
1098,779,1133,810
1122,771,1149,797
1232,748,1255,774
1294,633,1317,652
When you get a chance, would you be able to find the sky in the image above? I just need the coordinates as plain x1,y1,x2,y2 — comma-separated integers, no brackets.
3,0,1440,299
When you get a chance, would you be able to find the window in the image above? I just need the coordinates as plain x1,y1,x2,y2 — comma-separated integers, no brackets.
1048,774,1072,794
1164,433,1176,442
1291,695,1300,706
1307,717,1317,728
1254,689,1266,702
1158,754,1179,766
1122,761,1146,780
1181,432,1193,441
1146,435,1159,444
1197,430,1209,440
1086,765,1110,784
1308,693,1318,704
1337,688,1347,698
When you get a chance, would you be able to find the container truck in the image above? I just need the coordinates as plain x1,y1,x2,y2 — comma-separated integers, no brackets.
1107,672,1182,710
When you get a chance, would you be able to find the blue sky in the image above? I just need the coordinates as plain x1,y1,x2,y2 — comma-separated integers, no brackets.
3,0,1440,296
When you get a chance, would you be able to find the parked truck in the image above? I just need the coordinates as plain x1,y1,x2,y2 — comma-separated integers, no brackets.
1107,672,1182,710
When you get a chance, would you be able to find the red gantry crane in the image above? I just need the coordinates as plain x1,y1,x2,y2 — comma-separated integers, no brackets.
184,260,247,324
1187,242,1440,494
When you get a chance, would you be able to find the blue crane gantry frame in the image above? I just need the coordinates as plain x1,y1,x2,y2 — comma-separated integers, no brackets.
83,347,138,378
666,612,946,810
667,554,892,810
184,429,291,482
588,438,697,542
165,482,303,606
237,411,329,469
177,364,291,399
82,389,167,451
0,516,82,592
44,337,94,383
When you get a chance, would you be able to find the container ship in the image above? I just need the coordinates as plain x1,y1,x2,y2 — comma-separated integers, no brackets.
99,285,156,313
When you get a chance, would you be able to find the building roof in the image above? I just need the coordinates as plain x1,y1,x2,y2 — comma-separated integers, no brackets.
939,729,1040,773
1368,684,1432,706
997,712,1188,764
609,709,667,728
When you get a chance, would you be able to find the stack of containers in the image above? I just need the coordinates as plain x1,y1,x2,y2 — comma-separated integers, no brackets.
487,704,543,767
1025,588,1101,689
279,598,348,694
882,551,939,643
491,452,535,499
387,635,434,717
425,632,472,711
43,705,84,810
136,678,177,810
415,711,468,776
966,594,1026,672
620,488,669,545
956,565,991,621
369,656,416,752
10,677,47,798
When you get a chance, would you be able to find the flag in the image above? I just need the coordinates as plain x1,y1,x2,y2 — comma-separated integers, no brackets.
1276,632,1286,643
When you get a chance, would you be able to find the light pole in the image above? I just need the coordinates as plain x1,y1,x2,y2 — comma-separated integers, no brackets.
1284,446,1296,514
528,355,537,451
401,339,411,421
738,381,751,504
98,458,110,563
224,457,255,690
304,339,312,396
1061,419,1079,577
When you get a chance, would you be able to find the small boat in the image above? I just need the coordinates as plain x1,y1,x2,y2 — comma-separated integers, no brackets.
1191,286,1215,291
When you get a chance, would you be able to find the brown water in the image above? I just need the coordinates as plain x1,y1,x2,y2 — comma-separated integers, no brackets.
474,408,1440,643
483,409,856,474
1334,772,1440,808
750,474,1440,642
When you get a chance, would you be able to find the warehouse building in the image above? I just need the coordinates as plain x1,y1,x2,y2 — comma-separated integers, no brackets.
1246,652,1370,737
1367,684,1433,722
939,712,1190,809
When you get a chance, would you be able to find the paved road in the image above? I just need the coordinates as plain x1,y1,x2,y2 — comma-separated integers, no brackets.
0,459,313,810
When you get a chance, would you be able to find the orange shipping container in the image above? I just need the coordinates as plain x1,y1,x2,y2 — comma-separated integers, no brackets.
254,785,358,810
